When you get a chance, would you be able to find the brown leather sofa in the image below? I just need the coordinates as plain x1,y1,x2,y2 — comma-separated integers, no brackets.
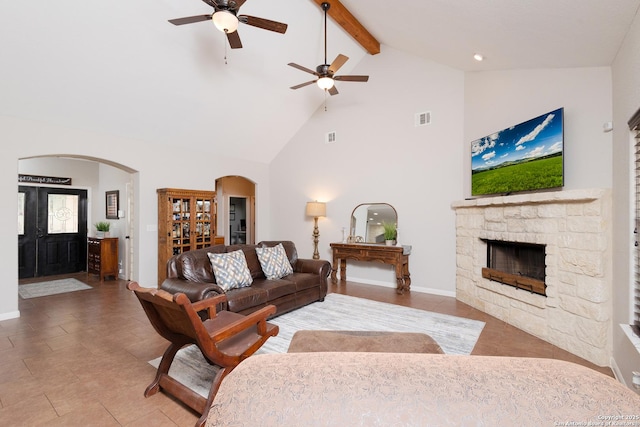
160,241,331,317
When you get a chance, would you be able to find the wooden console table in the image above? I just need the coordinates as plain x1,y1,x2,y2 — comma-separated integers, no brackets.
330,243,411,294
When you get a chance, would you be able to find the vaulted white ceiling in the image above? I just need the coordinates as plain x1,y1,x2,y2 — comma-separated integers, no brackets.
1,1,638,163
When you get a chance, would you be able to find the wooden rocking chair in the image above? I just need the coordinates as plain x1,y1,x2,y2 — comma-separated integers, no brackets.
127,282,279,427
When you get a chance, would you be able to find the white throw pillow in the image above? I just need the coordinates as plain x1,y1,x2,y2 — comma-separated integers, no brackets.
207,250,253,292
256,243,294,280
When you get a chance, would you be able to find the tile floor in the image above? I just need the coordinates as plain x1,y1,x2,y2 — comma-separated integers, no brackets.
0,273,614,426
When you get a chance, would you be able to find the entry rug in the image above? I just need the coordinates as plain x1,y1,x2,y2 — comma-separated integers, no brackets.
18,278,92,299
148,293,485,398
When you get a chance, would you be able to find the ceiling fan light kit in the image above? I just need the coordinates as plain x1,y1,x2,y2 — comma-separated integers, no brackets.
288,2,369,96
168,0,287,49
212,10,239,33
317,76,335,90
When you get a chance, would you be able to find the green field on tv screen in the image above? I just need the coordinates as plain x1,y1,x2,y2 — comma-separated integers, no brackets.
471,155,563,196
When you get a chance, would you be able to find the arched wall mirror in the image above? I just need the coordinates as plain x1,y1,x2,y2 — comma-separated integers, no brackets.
349,203,397,244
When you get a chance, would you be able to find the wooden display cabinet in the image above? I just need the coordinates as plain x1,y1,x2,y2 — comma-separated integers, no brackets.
87,237,119,281
157,188,221,285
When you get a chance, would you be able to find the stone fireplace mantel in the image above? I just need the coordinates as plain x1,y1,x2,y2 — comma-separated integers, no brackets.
452,188,612,366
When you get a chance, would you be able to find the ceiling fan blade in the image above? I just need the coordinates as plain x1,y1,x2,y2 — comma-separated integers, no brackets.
328,85,339,96
226,30,242,49
288,63,319,76
229,0,247,9
328,54,349,74
290,80,317,90
168,15,212,26
333,75,369,82
239,15,288,34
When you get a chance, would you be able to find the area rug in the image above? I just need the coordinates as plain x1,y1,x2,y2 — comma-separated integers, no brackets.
18,278,92,299
148,293,485,398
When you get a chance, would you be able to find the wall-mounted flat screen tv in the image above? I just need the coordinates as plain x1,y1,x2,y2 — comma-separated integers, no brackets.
471,107,564,197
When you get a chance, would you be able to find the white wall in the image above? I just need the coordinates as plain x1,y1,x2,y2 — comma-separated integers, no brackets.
611,8,640,391
464,67,613,195
19,157,100,189
1,115,271,320
269,46,465,295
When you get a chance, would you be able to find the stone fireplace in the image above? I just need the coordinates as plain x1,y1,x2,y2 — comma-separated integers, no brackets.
452,189,611,366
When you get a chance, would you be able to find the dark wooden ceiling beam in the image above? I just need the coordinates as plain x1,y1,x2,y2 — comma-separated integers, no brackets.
312,0,381,55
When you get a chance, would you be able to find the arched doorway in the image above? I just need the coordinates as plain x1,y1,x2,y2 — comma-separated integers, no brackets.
18,155,137,280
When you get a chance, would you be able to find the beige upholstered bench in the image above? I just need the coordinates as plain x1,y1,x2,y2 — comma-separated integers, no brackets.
287,330,444,353
207,352,640,427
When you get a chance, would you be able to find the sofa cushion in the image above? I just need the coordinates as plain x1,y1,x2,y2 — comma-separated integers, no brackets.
255,243,293,280
286,272,320,292
174,245,226,283
207,250,253,292
252,278,297,301
227,244,264,279
224,285,270,313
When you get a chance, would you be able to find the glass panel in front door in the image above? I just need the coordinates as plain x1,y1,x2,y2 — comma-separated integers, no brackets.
48,194,79,234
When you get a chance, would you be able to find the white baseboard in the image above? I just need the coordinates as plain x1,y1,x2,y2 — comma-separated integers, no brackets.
610,356,624,385
342,277,456,298
0,310,20,321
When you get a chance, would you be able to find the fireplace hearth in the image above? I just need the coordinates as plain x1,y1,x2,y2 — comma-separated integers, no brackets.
482,240,546,296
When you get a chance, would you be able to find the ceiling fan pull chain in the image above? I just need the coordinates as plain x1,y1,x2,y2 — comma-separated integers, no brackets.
223,32,229,64
324,90,328,111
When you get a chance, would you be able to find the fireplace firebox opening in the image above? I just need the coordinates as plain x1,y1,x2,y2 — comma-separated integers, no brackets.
481,239,546,296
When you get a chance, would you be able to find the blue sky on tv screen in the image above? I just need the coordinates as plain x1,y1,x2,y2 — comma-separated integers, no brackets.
471,108,563,171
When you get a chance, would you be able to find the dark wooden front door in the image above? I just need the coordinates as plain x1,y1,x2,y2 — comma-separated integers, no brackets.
18,186,88,279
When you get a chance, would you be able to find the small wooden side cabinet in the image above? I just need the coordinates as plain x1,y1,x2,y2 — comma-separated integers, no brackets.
330,243,411,294
88,237,119,281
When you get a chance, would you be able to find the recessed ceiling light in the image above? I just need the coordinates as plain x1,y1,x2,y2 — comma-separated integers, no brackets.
473,53,484,61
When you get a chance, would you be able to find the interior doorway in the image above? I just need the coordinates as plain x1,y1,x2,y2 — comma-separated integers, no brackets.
215,176,256,245
229,197,247,244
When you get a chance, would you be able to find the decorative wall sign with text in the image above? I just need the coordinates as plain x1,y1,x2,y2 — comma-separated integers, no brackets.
18,174,72,185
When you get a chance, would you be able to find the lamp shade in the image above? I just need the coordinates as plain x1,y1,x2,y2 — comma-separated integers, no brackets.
306,201,326,218
212,10,239,33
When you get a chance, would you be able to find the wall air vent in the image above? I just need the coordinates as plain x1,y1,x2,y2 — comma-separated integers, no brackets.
325,131,336,144
415,111,431,127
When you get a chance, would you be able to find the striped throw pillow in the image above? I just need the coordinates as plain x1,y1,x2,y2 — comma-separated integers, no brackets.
207,250,253,292
256,243,294,280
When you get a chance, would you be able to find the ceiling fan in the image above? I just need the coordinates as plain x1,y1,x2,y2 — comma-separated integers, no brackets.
288,2,369,96
168,0,288,49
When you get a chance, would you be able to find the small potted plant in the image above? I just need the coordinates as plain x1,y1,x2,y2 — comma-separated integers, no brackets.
382,222,397,246
95,221,111,238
